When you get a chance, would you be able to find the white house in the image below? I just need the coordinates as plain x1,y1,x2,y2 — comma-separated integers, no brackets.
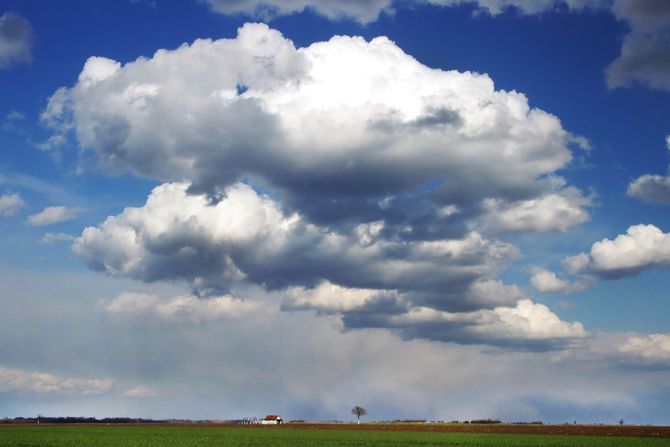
261,415,283,425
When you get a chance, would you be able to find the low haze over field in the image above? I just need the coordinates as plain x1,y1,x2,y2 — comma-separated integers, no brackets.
1,0,669,424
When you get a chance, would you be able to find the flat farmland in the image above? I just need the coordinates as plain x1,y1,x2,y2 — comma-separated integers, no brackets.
1,424,669,447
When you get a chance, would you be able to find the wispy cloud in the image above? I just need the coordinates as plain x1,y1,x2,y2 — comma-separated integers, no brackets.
122,385,158,397
27,206,82,226
0,193,25,217
100,292,259,325
41,232,77,244
0,366,114,395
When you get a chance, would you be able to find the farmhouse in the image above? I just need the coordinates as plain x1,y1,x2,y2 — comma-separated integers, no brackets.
261,415,283,425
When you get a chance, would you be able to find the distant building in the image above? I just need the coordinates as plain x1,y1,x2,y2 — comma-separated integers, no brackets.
261,415,283,425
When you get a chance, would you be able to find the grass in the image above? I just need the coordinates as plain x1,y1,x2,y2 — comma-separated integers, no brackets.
0,425,668,447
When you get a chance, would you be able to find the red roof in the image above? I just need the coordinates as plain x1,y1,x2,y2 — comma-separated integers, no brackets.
264,415,281,420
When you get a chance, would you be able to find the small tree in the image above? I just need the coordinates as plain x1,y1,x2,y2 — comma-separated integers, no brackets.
351,406,367,424
619,418,625,426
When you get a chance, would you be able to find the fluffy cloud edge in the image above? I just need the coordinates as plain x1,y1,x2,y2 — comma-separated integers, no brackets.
285,281,587,350
200,1,670,92
530,267,590,294
617,333,670,366
565,224,670,279
27,206,82,226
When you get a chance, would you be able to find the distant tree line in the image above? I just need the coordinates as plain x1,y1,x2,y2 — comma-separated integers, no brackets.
465,419,502,424
1,417,164,424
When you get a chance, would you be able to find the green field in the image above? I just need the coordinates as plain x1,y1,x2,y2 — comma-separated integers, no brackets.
0,426,668,447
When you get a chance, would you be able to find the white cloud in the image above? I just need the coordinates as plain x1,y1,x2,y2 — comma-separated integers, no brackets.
618,334,670,365
122,385,158,397
0,193,25,217
27,206,82,226
0,366,114,395
40,87,72,130
563,252,590,275
530,268,571,293
283,281,398,314
484,186,590,233
0,12,32,69
530,267,588,294
566,224,670,278
41,232,77,244
100,292,259,324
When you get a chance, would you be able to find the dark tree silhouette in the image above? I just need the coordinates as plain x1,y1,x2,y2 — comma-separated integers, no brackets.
351,406,367,424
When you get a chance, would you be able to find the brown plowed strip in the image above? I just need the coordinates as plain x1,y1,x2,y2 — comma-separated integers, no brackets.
271,423,670,438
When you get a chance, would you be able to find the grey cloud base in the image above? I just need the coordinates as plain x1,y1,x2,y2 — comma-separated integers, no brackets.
627,173,670,204
606,0,670,91
74,182,586,350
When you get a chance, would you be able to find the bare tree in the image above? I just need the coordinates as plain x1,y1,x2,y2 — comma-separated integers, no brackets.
351,406,367,424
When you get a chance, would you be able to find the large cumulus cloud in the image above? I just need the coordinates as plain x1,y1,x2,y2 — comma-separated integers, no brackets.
59,24,592,350
46,23,586,234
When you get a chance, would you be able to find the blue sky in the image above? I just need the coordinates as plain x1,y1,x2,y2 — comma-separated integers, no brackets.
1,0,670,424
